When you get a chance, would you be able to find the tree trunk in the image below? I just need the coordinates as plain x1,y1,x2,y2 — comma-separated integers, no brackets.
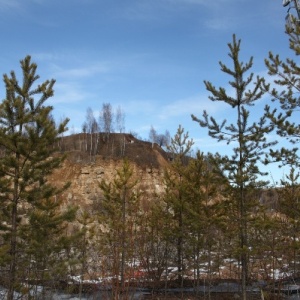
8,174,19,300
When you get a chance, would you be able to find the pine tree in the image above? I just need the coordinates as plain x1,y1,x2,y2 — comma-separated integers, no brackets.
248,201,283,291
98,159,141,298
162,125,194,286
137,194,173,286
192,35,274,299
0,56,74,299
184,151,226,297
277,168,300,275
263,21,300,167
73,210,97,299
20,196,77,298
262,19,300,284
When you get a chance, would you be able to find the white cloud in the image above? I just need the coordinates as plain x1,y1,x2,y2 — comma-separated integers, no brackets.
204,16,235,31
0,0,19,9
171,0,244,7
53,63,111,79
0,0,21,13
123,99,157,117
51,82,94,105
158,94,229,120
193,136,228,151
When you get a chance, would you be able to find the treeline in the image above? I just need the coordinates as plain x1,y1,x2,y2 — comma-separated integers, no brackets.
62,105,171,162
1,25,300,300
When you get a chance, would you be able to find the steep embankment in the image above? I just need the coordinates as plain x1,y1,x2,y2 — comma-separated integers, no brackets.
48,134,169,210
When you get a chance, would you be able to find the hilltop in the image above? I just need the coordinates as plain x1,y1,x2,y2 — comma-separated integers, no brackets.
49,132,170,211
58,132,170,168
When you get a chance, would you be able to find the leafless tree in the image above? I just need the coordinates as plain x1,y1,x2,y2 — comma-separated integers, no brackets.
100,103,114,140
149,126,170,148
149,125,157,148
164,130,171,147
70,125,77,150
84,107,99,160
130,130,142,140
92,118,99,157
115,105,125,133
82,121,88,151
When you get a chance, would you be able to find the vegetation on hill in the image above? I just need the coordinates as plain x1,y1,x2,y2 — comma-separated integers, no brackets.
57,132,170,168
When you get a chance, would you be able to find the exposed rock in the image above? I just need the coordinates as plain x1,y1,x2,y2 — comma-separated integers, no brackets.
49,149,167,210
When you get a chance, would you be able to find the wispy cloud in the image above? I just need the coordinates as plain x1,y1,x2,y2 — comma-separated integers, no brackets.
53,63,112,79
51,82,94,105
204,17,233,31
167,0,250,31
31,52,117,83
121,0,248,31
123,99,157,117
193,136,228,152
0,0,21,13
170,0,245,8
158,94,229,120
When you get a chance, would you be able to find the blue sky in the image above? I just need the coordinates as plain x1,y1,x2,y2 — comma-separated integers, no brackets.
0,0,296,183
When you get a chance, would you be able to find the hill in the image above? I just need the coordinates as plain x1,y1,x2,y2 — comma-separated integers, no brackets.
58,132,170,168
49,132,170,211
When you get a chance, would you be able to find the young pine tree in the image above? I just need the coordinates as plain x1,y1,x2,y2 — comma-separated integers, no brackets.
98,159,141,298
277,168,300,275
192,35,274,300
263,22,300,280
183,151,224,298
0,56,75,299
163,125,194,286
263,19,300,174
20,195,77,297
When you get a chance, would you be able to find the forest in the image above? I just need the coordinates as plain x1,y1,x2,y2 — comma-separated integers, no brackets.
1,16,300,300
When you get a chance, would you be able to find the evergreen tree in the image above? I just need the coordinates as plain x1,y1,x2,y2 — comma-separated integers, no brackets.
248,201,284,291
162,125,194,286
98,159,141,298
277,168,300,275
137,194,174,285
183,151,224,298
263,18,300,282
20,196,77,298
192,35,274,299
0,56,74,299
262,21,300,176
74,210,97,299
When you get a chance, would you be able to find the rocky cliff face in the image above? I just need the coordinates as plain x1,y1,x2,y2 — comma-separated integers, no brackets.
49,147,168,212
